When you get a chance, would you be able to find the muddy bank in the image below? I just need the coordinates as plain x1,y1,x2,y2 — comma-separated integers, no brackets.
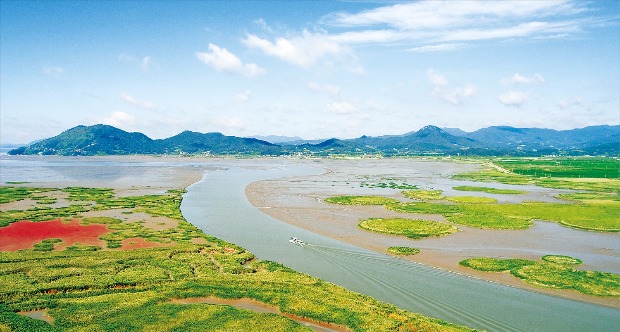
245,159,620,308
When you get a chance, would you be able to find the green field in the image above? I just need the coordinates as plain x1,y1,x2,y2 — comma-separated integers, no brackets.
0,186,471,332
460,255,620,297
388,200,620,231
326,159,620,231
402,190,444,200
494,158,619,179
454,158,620,193
452,186,527,195
358,218,458,239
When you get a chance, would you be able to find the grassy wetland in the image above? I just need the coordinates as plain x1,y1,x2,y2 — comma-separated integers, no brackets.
460,255,620,297
0,185,471,331
322,157,620,301
358,218,458,239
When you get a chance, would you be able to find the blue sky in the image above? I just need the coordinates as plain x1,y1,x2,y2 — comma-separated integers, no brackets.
1,0,619,144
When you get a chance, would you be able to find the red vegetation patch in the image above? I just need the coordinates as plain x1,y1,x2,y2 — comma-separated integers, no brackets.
0,219,108,251
119,237,175,251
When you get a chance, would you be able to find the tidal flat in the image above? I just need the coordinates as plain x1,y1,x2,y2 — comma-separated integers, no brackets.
1,156,470,331
1,155,619,331
245,158,620,307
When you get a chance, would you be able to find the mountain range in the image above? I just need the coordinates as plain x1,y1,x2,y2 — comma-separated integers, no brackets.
7,124,619,157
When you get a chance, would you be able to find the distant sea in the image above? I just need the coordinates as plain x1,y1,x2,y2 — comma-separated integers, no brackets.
0,144,21,155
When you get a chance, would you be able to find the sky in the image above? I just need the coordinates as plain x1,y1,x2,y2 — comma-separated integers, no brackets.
1,0,619,144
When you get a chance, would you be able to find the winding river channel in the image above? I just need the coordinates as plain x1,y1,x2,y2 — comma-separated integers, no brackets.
181,163,620,332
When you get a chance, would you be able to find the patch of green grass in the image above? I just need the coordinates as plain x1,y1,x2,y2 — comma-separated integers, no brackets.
453,159,620,193
460,255,620,297
387,247,420,256
402,190,444,200
459,257,535,272
494,158,619,179
0,187,473,332
557,192,620,204
452,186,526,195
541,255,582,265
31,196,58,205
388,200,620,231
33,239,63,252
324,195,400,205
358,218,458,239
445,196,498,204
0,187,55,204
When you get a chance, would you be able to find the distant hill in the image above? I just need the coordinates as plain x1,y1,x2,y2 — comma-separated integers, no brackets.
8,124,619,156
249,135,304,144
9,125,279,156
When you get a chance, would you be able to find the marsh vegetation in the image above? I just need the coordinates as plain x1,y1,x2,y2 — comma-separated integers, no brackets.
387,247,420,256
358,218,458,239
0,186,471,332
460,255,620,297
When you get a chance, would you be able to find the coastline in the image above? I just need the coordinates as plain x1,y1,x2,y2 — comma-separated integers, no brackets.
3,155,618,308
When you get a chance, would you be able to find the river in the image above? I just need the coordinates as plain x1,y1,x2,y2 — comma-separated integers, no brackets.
181,162,620,332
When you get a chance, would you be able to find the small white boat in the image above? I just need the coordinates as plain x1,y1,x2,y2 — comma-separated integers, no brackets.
289,237,305,246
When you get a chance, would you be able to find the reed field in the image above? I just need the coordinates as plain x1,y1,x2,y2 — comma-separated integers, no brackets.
0,186,471,332
460,255,620,297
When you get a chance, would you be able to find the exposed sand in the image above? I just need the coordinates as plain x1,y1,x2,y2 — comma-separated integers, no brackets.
245,159,620,308
3,156,619,308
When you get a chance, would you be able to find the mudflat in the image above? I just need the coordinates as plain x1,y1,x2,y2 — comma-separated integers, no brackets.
245,158,620,308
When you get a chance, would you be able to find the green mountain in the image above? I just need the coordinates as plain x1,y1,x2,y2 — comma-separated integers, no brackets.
7,124,619,156
8,125,279,156
9,125,156,155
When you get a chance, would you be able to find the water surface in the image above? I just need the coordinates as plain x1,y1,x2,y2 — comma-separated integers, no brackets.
181,163,620,332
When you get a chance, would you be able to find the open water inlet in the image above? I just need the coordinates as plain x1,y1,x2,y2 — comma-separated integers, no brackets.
181,164,620,332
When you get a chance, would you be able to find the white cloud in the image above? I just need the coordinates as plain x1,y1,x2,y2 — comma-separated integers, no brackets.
43,66,64,77
307,82,341,97
242,31,351,68
212,116,245,129
327,101,357,114
501,73,545,85
432,85,476,105
121,93,155,110
323,0,586,45
196,44,266,77
427,68,474,105
408,43,464,53
427,69,448,86
98,111,136,127
498,91,529,107
557,97,584,109
234,90,252,103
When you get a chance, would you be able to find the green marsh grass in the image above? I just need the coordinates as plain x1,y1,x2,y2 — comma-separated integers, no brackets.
460,256,620,297
387,247,420,255
388,200,620,231
445,196,498,204
452,186,526,195
0,186,472,332
402,190,444,200
324,195,400,205
494,158,619,179
358,218,458,239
